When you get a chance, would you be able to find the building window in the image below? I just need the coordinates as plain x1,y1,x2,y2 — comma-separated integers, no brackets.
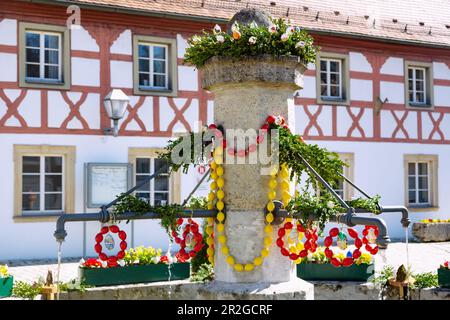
22,156,64,212
332,153,354,200
316,53,349,105
133,35,177,96
135,158,170,206
14,145,75,221
404,61,433,108
19,22,70,89
404,154,438,208
129,148,181,205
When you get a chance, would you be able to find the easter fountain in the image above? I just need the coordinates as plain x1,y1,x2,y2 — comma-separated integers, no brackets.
53,8,410,300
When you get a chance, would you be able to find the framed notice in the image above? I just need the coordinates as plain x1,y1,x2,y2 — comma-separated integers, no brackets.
85,163,133,208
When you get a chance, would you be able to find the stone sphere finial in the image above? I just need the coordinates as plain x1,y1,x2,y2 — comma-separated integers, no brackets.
227,8,271,34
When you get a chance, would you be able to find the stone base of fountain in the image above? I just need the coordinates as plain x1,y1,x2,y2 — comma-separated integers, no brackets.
198,279,314,300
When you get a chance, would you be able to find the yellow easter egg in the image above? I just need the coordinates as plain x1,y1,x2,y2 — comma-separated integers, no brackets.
253,257,263,266
208,257,214,264
216,166,224,176
281,180,290,190
266,213,274,223
214,156,223,165
210,171,218,180
207,217,214,224
266,202,275,212
217,211,225,222
217,190,225,199
206,238,214,246
264,225,273,234
217,178,225,188
216,201,224,211
218,235,226,244
214,146,223,155
208,192,215,201
207,248,214,256
210,161,217,170
210,181,217,190
206,226,213,235
267,190,276,200
264,236,273,246
261,248,269,257
296,242,304,251
244,264,254,272
234,264,243,272
268,178,277,189
226,256,235,265
221,246,229,255
217,223,225,233
207,203,214,210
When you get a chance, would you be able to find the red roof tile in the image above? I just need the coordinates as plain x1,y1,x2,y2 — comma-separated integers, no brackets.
53,0,450,47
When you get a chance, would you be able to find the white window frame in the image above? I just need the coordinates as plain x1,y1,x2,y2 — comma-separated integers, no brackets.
407,161,430,206
137,43,169,90
24,30,62,82
22,155,65,214
135,157,171,206
407,66,427,105
320,58,343,99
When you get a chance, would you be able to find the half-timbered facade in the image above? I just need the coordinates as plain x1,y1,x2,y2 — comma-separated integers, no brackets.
1,0,449,260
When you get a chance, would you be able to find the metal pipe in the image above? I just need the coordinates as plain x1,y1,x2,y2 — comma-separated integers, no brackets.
54,209,217,242
379,205,411,228
297,155,350,209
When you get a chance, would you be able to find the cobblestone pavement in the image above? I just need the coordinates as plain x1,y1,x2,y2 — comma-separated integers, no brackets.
2,242,450,284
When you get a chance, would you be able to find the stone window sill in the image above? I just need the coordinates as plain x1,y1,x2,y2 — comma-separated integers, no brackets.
14,213,64,223
407,206,439,212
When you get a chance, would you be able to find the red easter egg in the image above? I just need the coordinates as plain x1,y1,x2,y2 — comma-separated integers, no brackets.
278,229,286,237
281,248,289,256
120,241,127,251
355,238,363,248
297,224,305,233
310,243,317,253
261,123,269,131
94,243,102,253
330,258,341,267
348,228,358,239
175,237,181,244
95,233,103,243
276,238,284,248
109,225,119,233
194,243,203,252
299,250,308,258
177,218,183,225
118,231,127,240
189,251,196,258
208,124,217,129
371,247,379,255
289,253,299,261
324,236,333,247
118,251,125,259
99,253,108,261
284,222,293,230
342,257,354,267
172,230,178,237
353,249,361,259
304,241,311,250
365,244,372,252
362,229,368,236
325,248,333,259
330,228,339,237
101,227,109,234
266,115,276,124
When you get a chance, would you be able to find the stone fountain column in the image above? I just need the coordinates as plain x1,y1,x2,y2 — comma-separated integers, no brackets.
198,9,313,299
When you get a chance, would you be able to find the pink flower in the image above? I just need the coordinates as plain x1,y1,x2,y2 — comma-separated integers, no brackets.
281,33,289,42
268,24,277,33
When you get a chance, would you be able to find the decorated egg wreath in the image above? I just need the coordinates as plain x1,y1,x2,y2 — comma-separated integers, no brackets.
94,225,127,267
171,218,204,262
324,226,379,267
362,225,379,255
276,221,318,262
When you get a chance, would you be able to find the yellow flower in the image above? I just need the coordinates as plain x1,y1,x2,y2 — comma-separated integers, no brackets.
356,253,372,265
0,265,9,277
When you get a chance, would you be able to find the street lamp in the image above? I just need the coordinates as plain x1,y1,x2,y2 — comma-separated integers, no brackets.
103,89,129,137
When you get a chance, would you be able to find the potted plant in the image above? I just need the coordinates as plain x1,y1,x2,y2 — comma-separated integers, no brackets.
0,265,13,298
438,261,450,288
296,247,375,281
79,246,190,287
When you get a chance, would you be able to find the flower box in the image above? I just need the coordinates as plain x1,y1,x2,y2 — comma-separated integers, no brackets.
297,263,374,282
0,276,13,298
437,268,450,288
79,263,190,287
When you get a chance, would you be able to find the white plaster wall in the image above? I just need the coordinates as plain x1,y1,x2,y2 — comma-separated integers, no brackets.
380,57,404,75
71,57,100,87
176,34,188,59
110,30,132,55
70,26,99,52
350,79,373,101
349,52,372,72
432,62,450,80
0,53,17,82
0,19,17,46
178,65,198,91
434,85,450,107
380,81,404,104
110,60,133,88
296,76,316,98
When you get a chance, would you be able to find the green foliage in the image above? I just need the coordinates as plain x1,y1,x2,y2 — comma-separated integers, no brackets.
346,195,381,214
371,265,395,286
411,272,438,289
12,280,43,300
184,18,318,68
113,194,183,240
190,263,214,283
124,246,162,265
187,196,208,210
58,279,90,293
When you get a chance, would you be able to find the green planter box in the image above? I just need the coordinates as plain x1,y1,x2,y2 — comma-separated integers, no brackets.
0,276,13,298
79,263,190,287
297,263,374,282
438,268,450,288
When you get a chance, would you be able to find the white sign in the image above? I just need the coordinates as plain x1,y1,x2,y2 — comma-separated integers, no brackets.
86,163,132,208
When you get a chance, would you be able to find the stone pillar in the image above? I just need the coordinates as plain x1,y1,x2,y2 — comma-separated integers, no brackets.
202,55,305,283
